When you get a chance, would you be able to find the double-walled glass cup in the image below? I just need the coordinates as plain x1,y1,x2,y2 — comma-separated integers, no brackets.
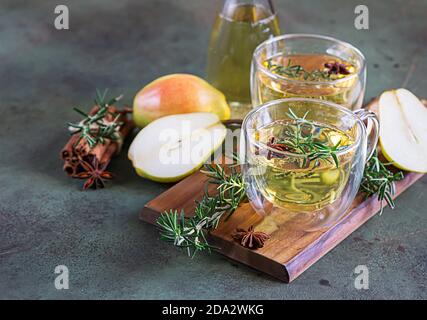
251,34,366,110
240,98,378,231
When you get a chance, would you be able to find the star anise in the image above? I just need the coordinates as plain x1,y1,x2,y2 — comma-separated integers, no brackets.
232,225,270,249
76,156,113,190
324,61,350,75
266,137,292,160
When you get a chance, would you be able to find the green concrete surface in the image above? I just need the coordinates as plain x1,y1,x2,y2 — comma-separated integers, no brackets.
0,0,426,299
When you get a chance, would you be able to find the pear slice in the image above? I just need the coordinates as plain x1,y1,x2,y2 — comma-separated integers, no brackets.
128,112,227,182
379,88,427,173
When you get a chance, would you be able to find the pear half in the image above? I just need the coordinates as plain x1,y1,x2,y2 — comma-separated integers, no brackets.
379,88,427,173
128,112,227,182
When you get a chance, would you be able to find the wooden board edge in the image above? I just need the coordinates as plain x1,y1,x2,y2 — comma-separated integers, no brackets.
207,235,290,283
284,172,424,282
140,205,160,224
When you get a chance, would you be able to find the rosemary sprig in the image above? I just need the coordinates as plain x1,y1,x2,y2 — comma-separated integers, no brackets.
201,163,246,220
267,59,333,81
157,208,214,257
276,109,343,168
68,89,124,149
359,150,404,214
157,160,246,257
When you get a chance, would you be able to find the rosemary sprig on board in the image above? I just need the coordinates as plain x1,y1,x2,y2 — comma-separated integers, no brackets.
267,59,333,81
157,161,246,257
360,150,404,214
68,89,124,149
274,109,343,168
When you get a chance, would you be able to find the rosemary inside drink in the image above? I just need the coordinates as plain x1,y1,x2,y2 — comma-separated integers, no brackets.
256,54,362,109
251,115,355,212
207,3,280,118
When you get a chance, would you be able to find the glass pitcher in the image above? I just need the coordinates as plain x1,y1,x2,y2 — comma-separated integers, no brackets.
206,0,280,119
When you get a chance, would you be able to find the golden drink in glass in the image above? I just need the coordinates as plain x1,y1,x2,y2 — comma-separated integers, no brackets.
252,119,355,212
251,34,366,110
241,99,379,231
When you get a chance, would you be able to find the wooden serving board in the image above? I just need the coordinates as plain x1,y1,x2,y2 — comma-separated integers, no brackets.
139,98,426,283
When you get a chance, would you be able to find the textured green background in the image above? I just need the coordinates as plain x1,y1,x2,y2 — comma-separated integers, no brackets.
0,0,426,299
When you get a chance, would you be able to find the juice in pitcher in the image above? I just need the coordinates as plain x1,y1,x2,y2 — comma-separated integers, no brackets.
207,0,280,119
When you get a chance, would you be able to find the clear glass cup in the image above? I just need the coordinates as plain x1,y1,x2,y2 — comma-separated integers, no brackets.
240,98,378,231
251,34,367,110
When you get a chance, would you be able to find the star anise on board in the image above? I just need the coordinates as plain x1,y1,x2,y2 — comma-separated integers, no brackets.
76,156,113,190
232,226,270,249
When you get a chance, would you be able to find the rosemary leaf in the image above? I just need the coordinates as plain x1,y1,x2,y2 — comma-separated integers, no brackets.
68,89,124,149
157,159,246,257
279,109,343,168
360,150,404,214
267,59,332,81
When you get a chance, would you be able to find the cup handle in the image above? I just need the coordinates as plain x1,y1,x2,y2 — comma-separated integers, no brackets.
353,109,380,162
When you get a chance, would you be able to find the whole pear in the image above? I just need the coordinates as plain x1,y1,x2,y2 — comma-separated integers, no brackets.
133,74,231,127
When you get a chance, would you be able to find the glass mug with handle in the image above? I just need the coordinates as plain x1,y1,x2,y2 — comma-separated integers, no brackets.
240,98,379,231
251,34,367,110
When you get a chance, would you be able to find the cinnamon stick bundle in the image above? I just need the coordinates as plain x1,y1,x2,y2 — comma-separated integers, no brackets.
60,105,134,188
